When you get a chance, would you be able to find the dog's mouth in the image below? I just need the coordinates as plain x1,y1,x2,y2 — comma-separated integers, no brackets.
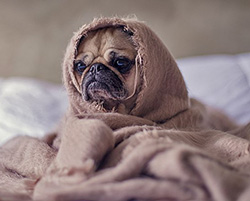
85,81,116,100
82,70,127,109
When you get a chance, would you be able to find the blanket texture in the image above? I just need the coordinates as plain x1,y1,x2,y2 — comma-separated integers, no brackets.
1,17,250,201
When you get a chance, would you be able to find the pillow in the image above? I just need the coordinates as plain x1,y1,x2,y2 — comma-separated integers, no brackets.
177,52,250,124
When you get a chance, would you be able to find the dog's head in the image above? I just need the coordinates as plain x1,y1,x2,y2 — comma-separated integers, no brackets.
73,27,137,111
64,17,189,122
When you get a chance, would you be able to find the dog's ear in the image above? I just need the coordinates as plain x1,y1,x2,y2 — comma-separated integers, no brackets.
119,25,134,36
75,36,85,56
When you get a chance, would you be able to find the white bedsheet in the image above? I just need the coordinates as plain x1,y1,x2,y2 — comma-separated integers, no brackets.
0,78,68,144
178,52,250,124
0,53,250,145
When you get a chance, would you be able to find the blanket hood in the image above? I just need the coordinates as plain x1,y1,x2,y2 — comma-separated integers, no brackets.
63,17,189,123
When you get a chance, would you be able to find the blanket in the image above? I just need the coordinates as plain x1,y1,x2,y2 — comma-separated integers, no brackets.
1,17,250,201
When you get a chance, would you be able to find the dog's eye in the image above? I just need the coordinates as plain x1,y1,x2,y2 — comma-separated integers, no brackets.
113,58,132,74
115,59,129,67
74,60,86,75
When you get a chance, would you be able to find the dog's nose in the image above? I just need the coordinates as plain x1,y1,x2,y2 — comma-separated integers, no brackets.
89,63,106,74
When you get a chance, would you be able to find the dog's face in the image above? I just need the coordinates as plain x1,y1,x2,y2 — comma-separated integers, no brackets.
74,27,137,110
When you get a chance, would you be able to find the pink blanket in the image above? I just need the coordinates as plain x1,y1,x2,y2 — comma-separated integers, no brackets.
1,17,250,201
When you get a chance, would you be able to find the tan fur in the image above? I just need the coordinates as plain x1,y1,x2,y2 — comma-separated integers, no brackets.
74,27,138,113
1,17,249,201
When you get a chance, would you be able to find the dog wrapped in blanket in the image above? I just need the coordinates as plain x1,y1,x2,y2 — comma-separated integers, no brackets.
1,17,250,201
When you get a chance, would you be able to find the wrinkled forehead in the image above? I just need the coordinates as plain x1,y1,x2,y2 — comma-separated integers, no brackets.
76,27,136,57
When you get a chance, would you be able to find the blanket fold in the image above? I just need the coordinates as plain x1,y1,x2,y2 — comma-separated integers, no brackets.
34,129,250,201
0,17,249,201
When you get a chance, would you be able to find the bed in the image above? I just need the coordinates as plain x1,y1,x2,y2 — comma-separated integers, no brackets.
1,52,249,145
1,52,250,201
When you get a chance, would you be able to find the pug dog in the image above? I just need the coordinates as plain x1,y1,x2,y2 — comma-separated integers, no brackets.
73,27,138,112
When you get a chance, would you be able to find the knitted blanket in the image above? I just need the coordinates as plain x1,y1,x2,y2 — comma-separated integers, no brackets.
1,17,250,201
